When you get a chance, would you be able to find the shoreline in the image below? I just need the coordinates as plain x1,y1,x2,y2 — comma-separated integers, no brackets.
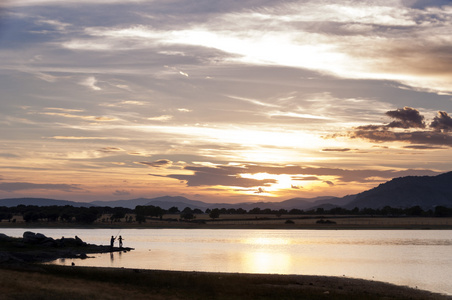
2,221,452,230
2,216,452,230
1,264,450,299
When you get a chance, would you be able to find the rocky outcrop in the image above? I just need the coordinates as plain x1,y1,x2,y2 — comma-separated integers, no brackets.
0,232,133,265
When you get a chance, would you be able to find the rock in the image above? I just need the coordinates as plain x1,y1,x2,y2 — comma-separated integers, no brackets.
23,231,44,244
0,251,23,263
23,232,56,246
0,233,12,242
35,233,47,240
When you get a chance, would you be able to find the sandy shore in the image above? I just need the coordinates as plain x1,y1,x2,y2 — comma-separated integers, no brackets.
0,264,450,300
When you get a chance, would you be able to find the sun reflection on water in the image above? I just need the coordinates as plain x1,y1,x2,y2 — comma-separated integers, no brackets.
241,236,292,273
242,251,292,274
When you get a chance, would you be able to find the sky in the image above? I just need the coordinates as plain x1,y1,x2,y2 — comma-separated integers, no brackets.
1,0,452,203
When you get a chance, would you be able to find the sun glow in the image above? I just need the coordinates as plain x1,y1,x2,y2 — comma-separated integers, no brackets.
239,172,318,194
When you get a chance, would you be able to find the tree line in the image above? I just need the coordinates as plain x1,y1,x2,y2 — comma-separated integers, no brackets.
0,204,451,224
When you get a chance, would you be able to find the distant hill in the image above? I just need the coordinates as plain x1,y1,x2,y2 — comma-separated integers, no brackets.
345,171,452,209
0,198,93,208
91,196,211,210
90,198,160,209
1,171,451,210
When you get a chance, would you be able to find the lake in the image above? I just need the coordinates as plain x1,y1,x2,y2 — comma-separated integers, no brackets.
3,228,452,296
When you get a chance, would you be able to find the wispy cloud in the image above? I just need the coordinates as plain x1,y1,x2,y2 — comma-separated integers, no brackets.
0,182,82,192
79,76,102,91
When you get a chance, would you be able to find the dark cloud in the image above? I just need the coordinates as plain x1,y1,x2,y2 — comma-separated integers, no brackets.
97,147,124,153
0,182,82,192
163,165,277,187
385,107,425,129
291,176,320,181
403,145,445,150
403,0,452,9
113,189,131,196
321,148,352,152
350,129,452,146
430,111,452,132
155,163,440,188
347,107,452,147
255,187,265,194
139,159,173,168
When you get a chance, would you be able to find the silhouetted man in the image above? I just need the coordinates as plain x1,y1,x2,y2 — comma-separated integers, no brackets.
118,235,123,248
110,235,115,248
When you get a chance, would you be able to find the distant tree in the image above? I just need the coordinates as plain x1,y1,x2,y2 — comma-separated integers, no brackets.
236,208,247,214
227,208,237,214
182,207,193,214
180,211,194,220
111,208,127,222
262,208,272,214
135,205,165,218
75,208,99,223
168,206,180,214
23,211,39,222
435,206,452,217
136,214,146,224
209,208,220,219
193,208,204,214
316,208,325,214
406,205,424,216
289,208,303,215
249,207,261,214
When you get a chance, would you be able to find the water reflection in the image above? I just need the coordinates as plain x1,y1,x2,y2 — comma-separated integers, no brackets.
243,251,291,274
244,237,291,246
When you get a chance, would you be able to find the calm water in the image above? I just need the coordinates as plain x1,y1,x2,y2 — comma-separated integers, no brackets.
3,228,452,295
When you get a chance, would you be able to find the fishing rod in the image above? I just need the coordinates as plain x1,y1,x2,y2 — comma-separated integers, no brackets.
114,229,122,239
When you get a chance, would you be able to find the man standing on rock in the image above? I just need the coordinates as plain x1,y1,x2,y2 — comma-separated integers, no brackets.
110,235,115,249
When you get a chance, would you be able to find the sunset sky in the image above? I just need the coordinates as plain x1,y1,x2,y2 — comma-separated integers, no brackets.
1,0,452,203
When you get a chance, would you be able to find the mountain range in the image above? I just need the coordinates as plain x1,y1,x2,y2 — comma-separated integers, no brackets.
1,171,451,210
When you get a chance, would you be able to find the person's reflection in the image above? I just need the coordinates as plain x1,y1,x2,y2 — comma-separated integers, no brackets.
110,252,114,263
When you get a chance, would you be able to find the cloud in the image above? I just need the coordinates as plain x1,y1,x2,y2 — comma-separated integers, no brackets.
97,147,124,153
322,148,352,152
385,107,425,129
40,111,116,122
162,165,277,187
430,111,452,132
79,76,101,91
291,176,320,181
49,136,119,140
346,107,452,147
139,159,173,168
155,163,440,189
255,187,265,194
350,129,452,146
147,115,173,121
324,181,335,186
112,189,131,196
403,145,444,150
0,182,82,192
